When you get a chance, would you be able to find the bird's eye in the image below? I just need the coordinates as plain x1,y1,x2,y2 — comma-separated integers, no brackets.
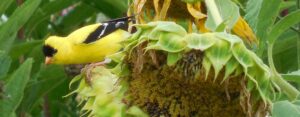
43,45,57,57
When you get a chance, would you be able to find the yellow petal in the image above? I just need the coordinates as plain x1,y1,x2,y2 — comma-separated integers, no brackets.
159,0,172,20
197,18,210,33
187,3,207,20
232,17,258,45
137,0,147,13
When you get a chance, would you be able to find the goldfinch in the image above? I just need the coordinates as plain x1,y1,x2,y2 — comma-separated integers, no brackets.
43,16,133,64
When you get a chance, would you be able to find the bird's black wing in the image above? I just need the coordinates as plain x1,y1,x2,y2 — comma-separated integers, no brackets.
83,16,134,44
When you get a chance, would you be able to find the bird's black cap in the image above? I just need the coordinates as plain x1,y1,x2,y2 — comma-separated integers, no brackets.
42,45,57,57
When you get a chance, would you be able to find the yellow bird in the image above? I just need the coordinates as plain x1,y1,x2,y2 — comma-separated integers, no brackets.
43,16,132,65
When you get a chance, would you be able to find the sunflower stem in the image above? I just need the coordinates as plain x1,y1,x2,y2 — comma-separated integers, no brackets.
267,44,276,74
273,73,300,101
204,0,223,26
268,43,300,100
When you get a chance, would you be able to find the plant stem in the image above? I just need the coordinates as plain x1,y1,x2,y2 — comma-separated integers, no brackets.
204,0,223,26
273,73,300,100
267,44,276,74
43,95,51,117
268,43,300,100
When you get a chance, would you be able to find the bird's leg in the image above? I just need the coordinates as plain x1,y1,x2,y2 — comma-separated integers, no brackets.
82,59,111,86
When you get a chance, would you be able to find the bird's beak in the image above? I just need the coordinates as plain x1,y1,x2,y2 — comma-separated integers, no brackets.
45,57,52,65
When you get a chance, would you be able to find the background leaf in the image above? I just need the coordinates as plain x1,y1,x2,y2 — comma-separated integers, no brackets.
273,30,298,73
0,0,14,15
282,70,300,84
18,64,69,113
83,0,127,18
0,59,33,117
244,0,263,29
25,0,81,37
272,100,300,117
267,10,300,44
9,40,43,59
244,0,281,55
0,0,41,51
55,3,97,34
250,0,281,40
0,51,11,79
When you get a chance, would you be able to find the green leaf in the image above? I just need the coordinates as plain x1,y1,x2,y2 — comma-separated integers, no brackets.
0,0,14,15
251,0,281,54
0,0,41,51
47,79,78,117
0,51,11,79
0,0,15,14
57,3,97,34
19,64,67,112
0,59,33,117
268,10,300,44
272,100,300,117
282,70,300,84
215,21,227,32
9,40,43,59
249,0,281,39
280,1,296,11
167,53,182,66
205,0,239,31
84,0,127,18
273,30,297,55
244,0,263,30
26,0,80,35
273,30,298,72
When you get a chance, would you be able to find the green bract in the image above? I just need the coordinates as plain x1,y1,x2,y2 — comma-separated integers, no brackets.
68,66,147,117
113,21,275,104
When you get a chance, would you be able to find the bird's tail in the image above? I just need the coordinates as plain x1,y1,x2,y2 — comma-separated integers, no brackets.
105,15,136,23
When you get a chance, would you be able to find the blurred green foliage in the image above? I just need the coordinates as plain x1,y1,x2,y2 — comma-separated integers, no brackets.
0,0,127,116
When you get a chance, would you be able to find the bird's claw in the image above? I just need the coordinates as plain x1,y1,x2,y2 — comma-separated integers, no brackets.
82,60,110,86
